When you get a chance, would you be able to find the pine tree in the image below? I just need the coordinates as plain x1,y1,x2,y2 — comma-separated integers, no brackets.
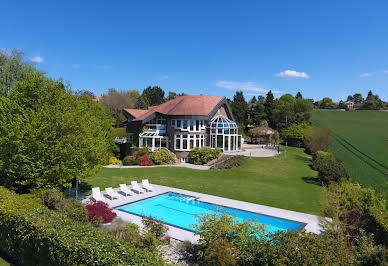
296,91,303,99
135,96,148,109
231,91,248,124
265,90,275,127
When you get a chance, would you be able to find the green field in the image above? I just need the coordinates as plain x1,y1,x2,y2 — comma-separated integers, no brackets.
88,147,322,214
312,111,388,199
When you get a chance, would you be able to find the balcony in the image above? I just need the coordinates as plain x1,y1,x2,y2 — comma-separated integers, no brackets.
145,124,166,134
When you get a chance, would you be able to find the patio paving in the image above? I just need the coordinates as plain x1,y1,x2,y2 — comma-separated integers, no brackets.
85,184,323,243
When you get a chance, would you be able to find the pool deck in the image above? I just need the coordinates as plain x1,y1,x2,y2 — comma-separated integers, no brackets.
88,185,323,243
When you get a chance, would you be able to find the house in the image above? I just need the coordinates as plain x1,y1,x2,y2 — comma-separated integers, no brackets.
123,95,242,162
345,100,354,109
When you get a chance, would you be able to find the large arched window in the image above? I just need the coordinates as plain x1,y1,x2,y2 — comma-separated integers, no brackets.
209,115,242,152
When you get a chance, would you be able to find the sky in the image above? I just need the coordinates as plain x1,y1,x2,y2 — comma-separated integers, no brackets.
1,0,388,101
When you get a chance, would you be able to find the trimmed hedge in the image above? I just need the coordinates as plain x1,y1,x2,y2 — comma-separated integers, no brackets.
149,148,176,165
0,187,165,265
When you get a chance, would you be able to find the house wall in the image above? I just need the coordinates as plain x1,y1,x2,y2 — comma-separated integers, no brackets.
126,102,236,162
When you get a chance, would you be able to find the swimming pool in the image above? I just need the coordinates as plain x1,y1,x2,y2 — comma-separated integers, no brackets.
115,192,306,233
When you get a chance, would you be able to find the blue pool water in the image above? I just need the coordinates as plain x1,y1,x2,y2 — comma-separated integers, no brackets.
115,192,305,233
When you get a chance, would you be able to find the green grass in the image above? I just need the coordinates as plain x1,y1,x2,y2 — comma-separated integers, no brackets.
88,147,322,214
312,110,388,199
0,257,10,266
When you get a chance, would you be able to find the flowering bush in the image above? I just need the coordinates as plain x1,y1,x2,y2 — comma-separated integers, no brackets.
122,155,138,166
86,202,117,224
109,156,121,165
138,155,153,166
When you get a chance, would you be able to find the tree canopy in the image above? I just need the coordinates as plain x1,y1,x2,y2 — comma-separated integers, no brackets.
100,88,139,127
230,91,248,124
0,49,37,96
0,72,114,193
142,86,165,106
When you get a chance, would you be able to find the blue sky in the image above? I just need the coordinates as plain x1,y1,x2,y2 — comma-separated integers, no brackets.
1,0,388,101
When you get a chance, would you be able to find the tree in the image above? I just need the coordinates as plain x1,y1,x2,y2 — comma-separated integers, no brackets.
0,72,114,193
142,86,165,106
230,91,248,124
135,95,148,109
305,127,332,154
352,93,364,104
281,123,312,147
347,95,353,101
296,91,303,99
319,97,337,109
100,88,139,127
264,90,275,127
74,90,95,98
166,91,176,100
0,49,37,96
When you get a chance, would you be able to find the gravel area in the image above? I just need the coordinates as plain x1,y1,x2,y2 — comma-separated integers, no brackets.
160,238,192,266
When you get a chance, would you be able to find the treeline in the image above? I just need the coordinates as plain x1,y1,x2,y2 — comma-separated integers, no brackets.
229,90,314,137
315,90,387,110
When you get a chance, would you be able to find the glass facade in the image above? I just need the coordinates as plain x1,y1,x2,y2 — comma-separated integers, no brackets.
209,115,242,152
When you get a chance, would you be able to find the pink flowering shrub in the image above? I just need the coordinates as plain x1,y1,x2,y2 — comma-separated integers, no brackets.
86,201,117,224
138,155,153,166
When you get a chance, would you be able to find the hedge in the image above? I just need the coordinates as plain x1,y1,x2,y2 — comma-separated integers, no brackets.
0,187,166,265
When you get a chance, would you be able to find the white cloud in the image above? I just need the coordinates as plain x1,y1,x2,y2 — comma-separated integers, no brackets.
276,69,309,79
30,56,43,63
383,70,388,74
360,72,374,77
216,80,283,94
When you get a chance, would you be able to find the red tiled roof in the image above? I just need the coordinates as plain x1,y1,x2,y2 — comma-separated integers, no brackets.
123,108,149,119
124,95,225,121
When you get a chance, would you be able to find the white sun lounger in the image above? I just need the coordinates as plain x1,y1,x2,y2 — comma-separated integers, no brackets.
119,184,134,196
104,187,120,200
131,181,145,194
91,187,104,202
142,179,155,192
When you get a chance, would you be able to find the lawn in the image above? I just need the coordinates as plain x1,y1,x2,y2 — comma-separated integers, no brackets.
88,147,322,215
312,110,388,200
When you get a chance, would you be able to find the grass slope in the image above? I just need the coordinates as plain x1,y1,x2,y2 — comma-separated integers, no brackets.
88,147,322,214
312,111,388,198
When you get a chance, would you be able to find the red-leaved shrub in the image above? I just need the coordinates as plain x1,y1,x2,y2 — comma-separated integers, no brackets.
86,202,117,224
138,155,153,166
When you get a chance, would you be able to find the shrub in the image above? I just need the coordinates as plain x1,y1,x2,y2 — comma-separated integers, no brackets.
122,155,138,166
281,122,312,147
138,155,153,166
36,188,65,210
133,147,149,158
306,127,332,154
149,148,176,165
189,147,221,165
0,186,165,265
194,211,354,265
321,181,388,247
142,216,168,239
86,201,117,224
109,222,161,253
61,198,88,223
211,155,245,170
353,230,388,266
312,151,349,185
109,156,122,165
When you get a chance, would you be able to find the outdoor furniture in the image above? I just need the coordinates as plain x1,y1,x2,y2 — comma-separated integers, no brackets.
104,187,120,200
142,179,155,192
131,181,145,194
91,187,104,202
119,184,134,196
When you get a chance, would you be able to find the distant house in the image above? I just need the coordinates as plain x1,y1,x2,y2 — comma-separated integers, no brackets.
345,100,354,109
92,95,101,103
123,95,242,162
